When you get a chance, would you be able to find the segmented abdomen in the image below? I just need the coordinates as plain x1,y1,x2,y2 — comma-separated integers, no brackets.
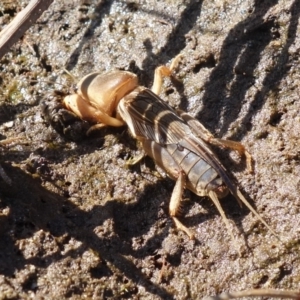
166,143,224,197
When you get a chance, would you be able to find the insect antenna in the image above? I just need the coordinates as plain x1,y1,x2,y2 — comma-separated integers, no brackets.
28,68,78,94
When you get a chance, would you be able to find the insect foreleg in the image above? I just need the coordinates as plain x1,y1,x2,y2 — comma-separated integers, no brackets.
64,94,125,127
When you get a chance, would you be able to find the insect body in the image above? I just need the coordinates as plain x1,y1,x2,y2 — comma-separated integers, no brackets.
63,57,278,244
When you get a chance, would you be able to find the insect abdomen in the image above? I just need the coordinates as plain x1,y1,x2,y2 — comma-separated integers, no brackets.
166,143,226,197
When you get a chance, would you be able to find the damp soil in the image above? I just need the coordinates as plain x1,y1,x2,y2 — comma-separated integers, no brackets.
0,0,299,299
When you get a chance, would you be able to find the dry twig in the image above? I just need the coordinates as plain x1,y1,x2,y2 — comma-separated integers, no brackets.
204,289,300,300
0,0,53,60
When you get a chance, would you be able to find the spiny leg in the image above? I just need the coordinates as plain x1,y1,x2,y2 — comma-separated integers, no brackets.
178,111,252,172
181,110,280,242
213,138,252,173
151,54,182,95
169,171,195,239
86,123,108,135
154,62,252,173
64,94,125,127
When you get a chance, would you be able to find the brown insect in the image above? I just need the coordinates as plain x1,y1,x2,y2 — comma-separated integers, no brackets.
62,56,279,245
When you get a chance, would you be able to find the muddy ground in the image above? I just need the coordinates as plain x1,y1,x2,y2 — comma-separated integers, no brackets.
0,0,299,299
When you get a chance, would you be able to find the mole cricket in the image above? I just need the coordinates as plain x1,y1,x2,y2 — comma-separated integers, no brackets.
50,55,279,245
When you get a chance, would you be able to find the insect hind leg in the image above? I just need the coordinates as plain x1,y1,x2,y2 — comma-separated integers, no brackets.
213,138,253,173
178,111,253,173
169,171,195,239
